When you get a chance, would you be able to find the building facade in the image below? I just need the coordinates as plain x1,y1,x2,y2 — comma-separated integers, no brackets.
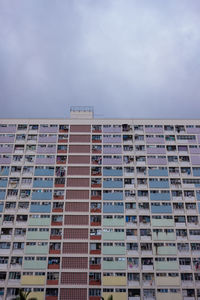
0,107,200,300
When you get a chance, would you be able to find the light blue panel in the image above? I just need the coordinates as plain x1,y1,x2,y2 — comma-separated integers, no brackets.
196,193,200,201
34,168,54,176
149,181,169,188
0,179,8,187
0,191,6,200
30,204,51,213
103,192,123,201
198,203,200,213
193,169,200,176
148,169,168,176
0,167,9,176
150,192,170,201
103,169,123,176
103,181,123,188
0,204,4,212
33,180,53,188
151,205,172,214
103,204,124,213
32,191,52,200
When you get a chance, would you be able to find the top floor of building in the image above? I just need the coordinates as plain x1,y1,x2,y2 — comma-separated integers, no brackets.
0,106,200,134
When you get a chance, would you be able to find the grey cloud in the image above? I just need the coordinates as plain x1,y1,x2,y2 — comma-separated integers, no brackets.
0,0,200,118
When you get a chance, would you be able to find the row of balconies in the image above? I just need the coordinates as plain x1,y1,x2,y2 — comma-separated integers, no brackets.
1,131,200,144
0,124,68,132
2,144,200,156
1,212,200,225
1,153,200,166
1,123,200,134
1,228,200,243
3,286,200,300
1,165,200,178
2,177,200,190
1,272,200,290
1,188,200,201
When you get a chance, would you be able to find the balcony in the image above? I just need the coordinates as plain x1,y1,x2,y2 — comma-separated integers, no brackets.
151,205,172,214
103,245,125,255
25,245,48,254
150,192,170,201
103,137,121,143
48,264,60,270
149,181,169,188
0,204,4,212
30,204,51,213
0,191,6,200
0,179,8,188
33,180,53,188
0,157,11,164
0,136,15,143
102,231,125,241
193,169,200,176
37,146,56,154
147,157,167,165
102,276,126,286
152,219,174,227
154,246,177,255
156,276,180,286
146,137,164,144
155,261,178,271
28,218,51,226
103,293,126,300
36,157,55,164
39,126,58,133
147,147,166,154
23,260,47,269
103,192,123,200
157,292,182,300
90,264,101,270
32,191,52,200
0,167,9,176
103,147,122,154
89,279,101,285
103,158,122,165
103,181,123,188
21,275,45,285
152,232,175,241
103,204,124,213
89,297,101,300
103,260,126,270
103,218,124,227
34,168,54,176
27,231,49,240
38,136,57,143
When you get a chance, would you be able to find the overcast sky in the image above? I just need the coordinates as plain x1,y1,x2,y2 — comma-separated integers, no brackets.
0,0,200,119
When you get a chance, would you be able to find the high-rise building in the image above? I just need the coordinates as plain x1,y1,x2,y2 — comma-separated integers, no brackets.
0,106,200,300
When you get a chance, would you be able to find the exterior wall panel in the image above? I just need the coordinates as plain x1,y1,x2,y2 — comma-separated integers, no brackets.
67,166,90,175
69,145,90,153
68,155,90,164
69,135,90,143
63,242,88,254
62,257,88,269
64,228,88,239
67,178,90,187
66,190,89,199
65,202,89,212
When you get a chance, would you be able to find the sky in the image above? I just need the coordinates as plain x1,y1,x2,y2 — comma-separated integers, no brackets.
0,0,200,119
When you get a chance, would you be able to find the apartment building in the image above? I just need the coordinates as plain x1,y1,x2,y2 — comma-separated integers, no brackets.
0,106,200,300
